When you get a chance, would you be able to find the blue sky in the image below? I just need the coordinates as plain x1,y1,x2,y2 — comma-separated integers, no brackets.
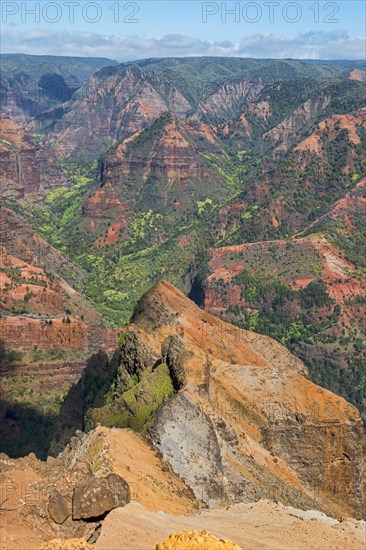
1,1,365,60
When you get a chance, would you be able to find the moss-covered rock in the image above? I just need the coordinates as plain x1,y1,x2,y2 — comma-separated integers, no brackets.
92,363,175,433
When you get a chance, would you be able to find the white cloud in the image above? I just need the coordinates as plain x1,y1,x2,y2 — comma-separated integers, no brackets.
238,31,366,60
1,29,365,61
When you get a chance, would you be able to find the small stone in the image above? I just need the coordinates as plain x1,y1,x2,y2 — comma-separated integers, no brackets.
27,452,37,461
46,456,60,466
71,460,93,478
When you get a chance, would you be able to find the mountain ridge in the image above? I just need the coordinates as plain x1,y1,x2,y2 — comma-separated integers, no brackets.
1,53,365,459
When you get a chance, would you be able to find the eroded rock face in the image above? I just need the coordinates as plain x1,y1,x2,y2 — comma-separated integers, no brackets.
197,80,262,121
0,117,68,201
262,96,331,153
110,280,364,517
151,394,224,502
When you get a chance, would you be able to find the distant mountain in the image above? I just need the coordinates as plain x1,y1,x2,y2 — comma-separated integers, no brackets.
1,55,365,443
32,56,363,160
0,53,118,122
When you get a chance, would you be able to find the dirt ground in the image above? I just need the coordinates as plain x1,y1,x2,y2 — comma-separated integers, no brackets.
96,500,366,550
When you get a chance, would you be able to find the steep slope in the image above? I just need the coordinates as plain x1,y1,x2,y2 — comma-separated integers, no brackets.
59,426,199,515
86,281,365,519
83,115,227,244
213,105,366,246
203,177,366,422
0,207,121,458
0,117,69,201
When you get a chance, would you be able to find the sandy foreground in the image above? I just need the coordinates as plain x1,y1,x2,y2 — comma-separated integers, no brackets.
95,499,366,550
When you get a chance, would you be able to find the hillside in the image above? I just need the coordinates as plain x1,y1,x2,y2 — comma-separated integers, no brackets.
202,180,366,422
0,53,117,122
0,206,121,458
1,54,365,454
53,281,365,520
0,117,69,201
1,426,364,550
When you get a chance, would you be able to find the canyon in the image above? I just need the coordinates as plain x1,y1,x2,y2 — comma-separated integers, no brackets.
0,54,365,548
0,282,365,549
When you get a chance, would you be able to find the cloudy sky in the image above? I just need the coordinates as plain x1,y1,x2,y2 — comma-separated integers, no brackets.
1,1,365,61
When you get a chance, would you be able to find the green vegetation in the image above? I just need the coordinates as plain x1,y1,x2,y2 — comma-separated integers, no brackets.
226,271,333,347
197,198,213,215
2,56,365,433
40,168,94,248
93,363,174,432
215,267,365,422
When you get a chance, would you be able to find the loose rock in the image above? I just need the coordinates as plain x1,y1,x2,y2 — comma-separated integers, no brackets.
48,489,71,525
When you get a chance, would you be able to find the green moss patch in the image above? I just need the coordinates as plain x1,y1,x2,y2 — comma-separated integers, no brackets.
92,363,174,433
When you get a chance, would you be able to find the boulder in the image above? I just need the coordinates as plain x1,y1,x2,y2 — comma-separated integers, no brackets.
156,530,242,550
106,473,131,507
48,489,71,524
72,474,130,520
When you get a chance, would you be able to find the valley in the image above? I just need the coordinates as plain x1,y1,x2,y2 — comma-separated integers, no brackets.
0,54,365,548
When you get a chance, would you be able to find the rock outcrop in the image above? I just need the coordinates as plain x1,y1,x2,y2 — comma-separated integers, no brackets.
0,117,69,201
99,281,365,518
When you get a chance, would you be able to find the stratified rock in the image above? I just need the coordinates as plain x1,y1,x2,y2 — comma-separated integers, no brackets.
107,280,365,518
48,489,71,524
150,394,224,502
